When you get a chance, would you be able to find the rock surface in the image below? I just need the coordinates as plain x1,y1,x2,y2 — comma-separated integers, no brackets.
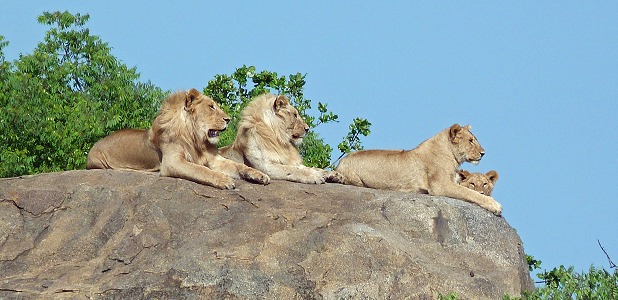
0,170,533,299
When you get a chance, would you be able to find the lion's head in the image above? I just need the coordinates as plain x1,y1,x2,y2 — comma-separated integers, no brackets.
150,88,230,149
457,170,499,196
449,124,485,165
273,95,309,146
239,93,309,147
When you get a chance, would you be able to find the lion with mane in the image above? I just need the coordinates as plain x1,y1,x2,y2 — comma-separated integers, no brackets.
87,88,270,189
220,93,344,184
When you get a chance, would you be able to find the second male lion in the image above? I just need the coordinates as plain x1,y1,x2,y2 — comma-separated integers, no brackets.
335,124,502,215
87,89,270,189
220,93,344,184
457,170,499,196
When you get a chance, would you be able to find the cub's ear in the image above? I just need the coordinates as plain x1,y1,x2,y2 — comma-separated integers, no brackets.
457,170,470,182
449,124,463,143
185,88,201,111
486,170,499,183
273,95,289,111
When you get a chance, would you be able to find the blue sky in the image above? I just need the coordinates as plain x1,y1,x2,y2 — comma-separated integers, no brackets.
2,1,617,279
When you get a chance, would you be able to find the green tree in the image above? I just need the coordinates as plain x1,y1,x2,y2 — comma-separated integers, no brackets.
498,253,618,300
528,265,618,299
0,11,165,177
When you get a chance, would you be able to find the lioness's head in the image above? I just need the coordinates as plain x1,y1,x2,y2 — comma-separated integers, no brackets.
273,95,309,146
184,88,230,145
457,170,499,196
449,124,485,165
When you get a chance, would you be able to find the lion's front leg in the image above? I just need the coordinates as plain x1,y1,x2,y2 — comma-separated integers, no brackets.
258,162,327,184
431,181,502,215
210,156,270,185
159,147,235,189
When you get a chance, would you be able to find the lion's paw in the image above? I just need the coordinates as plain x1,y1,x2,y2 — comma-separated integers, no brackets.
486,200,502,216
245,169,271,185
301,169,327,184
213,176,236,190
324,170,345,184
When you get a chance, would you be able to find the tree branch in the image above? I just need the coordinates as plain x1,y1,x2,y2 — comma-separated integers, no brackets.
598,239,616,269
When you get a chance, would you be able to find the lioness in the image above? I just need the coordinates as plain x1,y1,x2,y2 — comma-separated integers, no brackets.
86,89,270,189
335,124,502,215
457,170,499,196
220,93,344,184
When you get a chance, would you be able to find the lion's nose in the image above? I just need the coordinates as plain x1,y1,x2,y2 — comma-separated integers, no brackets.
304,126,309,133
224,117,231,124
480,151,485,158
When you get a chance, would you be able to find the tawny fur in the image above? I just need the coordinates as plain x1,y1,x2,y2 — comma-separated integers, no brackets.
457,170,499,196
220,93,344,184
335,124,502,215
86,89,270,189
86,129,161,172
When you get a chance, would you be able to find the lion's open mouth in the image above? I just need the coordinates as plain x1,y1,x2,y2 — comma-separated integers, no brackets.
292,133,305,139
208,130,221,138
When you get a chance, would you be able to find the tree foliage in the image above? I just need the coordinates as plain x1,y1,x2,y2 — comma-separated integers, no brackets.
0,11,370,177
0,11,165,177
518,252,618,300
531,265,618,299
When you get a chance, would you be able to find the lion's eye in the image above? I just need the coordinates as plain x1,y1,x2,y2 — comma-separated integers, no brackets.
469,183,475,187
469,138,474,144
210,105,215,110
483,183,488,187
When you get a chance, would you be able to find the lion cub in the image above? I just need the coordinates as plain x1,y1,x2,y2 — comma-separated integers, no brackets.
335,124,502,215
457,170,499,196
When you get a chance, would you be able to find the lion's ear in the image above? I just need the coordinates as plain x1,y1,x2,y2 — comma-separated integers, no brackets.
449,124,463,143
457,170,470,181
486,170,499,183
273,95,288,111
185,88,201,111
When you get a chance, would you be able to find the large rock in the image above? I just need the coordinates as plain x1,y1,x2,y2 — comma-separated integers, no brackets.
0,170,533,299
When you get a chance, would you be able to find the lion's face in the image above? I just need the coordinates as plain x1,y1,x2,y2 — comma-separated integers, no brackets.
449,124,485,165
274,95,309,146
185,89,230,145
457,170,499,196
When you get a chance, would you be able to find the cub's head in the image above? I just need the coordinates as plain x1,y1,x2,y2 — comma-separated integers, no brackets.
457,170,499,196
184,88,230,145
273,95,309,146
449,124,485,165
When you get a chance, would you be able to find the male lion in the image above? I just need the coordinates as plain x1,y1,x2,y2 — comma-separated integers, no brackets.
220,93,344,184
86,89,270,189
457,170,499,196
335,124,502,215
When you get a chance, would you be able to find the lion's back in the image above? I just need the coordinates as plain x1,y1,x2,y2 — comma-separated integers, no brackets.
336,150,415,189
86,129,159,170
